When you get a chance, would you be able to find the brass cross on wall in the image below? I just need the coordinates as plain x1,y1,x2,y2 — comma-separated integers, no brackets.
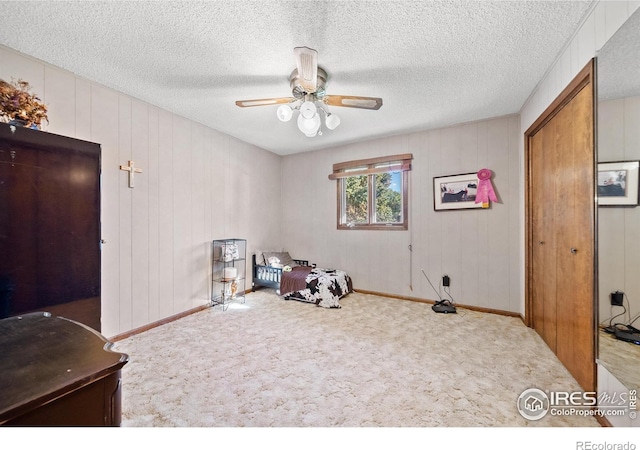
119,160,143,188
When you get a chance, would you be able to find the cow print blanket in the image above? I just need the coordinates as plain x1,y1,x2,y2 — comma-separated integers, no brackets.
283,268,352,308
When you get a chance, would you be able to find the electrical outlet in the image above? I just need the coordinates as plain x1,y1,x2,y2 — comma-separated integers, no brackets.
443,275,450,287
611,291,624,306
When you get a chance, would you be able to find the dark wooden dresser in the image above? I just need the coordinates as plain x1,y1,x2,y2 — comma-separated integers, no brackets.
0,312,128,426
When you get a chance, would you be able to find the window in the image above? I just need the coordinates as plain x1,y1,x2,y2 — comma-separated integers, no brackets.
329,154,412,230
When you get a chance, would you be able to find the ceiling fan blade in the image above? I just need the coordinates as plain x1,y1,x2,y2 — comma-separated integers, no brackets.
324,95,383,110
235,97,295,108
294,46,318,92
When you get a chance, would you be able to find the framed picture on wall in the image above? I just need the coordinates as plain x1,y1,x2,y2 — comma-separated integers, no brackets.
597,160,639,206
433,172,483,211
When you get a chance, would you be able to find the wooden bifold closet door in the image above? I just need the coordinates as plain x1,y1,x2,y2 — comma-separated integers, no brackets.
526,60,596,392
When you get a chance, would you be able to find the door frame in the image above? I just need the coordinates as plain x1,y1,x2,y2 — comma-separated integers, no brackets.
524,59,597,328
524,60,598,391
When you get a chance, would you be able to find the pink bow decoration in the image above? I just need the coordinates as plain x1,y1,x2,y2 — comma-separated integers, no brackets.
475,168,497,204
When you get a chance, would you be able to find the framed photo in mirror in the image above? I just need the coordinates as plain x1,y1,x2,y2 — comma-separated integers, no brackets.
597,160,639,206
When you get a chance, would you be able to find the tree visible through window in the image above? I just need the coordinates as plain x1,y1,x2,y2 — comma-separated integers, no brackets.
374,172,403,223
330,154,412,230
345,175,368,224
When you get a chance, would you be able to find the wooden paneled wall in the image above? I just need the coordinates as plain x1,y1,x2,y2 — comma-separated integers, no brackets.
281,116,522,312
0,46,283,338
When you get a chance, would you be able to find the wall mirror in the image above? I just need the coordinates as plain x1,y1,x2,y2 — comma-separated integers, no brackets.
596,7,640,392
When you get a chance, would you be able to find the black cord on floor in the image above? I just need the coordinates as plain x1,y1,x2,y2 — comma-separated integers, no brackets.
422,270,442,302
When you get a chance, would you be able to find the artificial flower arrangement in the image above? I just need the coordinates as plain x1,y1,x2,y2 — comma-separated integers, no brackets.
0,78,48,128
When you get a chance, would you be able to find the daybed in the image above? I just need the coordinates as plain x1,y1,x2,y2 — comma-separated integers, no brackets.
252,251,352,308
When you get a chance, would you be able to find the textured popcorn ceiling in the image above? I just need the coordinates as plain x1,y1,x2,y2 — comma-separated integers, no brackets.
0,1,595,155
597,7,640,101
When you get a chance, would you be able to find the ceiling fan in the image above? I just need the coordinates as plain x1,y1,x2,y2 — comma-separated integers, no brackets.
235,47,383,137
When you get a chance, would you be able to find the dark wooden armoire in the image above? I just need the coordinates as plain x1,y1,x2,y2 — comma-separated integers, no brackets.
0,123,101,331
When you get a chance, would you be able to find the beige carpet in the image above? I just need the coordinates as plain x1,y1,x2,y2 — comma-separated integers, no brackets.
113,290,599,427
598,328,640,391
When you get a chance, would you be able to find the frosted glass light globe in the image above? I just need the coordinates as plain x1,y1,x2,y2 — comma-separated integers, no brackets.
299,101,317,119
276,104,293,122
325,113,341,130
297,114,321,136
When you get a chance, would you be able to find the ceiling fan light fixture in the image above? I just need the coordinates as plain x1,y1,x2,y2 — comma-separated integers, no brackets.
235,47,383,139
325,113,341,130
299,100,317,119
297,113,321,136
276,104,293,122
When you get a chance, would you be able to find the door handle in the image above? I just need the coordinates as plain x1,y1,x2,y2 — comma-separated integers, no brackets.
538,241,544,245
570,247,577,254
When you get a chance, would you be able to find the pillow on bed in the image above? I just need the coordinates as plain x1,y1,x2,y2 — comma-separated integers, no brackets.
255,250,278,265
263,251,299,268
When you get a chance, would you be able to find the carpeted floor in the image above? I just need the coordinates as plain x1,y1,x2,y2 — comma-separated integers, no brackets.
113,290,599,427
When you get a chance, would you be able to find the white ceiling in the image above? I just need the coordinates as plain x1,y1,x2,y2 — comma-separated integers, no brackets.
0,1,595,156
597,6,640,101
